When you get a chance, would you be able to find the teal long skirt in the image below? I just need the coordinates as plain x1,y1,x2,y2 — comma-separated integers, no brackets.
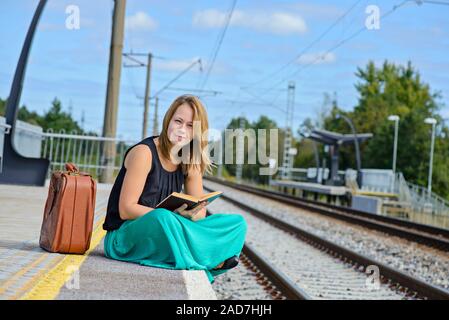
104,208,247,283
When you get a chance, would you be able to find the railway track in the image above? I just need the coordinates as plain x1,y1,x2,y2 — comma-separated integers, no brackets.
205,176,449,251
205,183,449,300
241,244,310,300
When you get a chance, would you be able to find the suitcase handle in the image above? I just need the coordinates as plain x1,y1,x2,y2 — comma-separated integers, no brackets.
64,162,92,177
65,162,81,176
65,162,79,172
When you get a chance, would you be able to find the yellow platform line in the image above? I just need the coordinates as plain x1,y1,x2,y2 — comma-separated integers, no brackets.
0,201,107,299
0,207,107,296
0,206,106,268
17,217,107,300
7,217,104,299
7,255,63,300
0,253,50,296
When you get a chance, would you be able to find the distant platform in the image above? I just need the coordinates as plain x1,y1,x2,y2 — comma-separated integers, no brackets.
270,179,349,196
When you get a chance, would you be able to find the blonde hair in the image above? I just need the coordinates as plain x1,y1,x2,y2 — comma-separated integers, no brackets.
158,95,215,176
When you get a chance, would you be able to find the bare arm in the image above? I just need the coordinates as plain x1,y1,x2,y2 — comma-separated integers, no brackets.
183,168,207,221
118,145,155,220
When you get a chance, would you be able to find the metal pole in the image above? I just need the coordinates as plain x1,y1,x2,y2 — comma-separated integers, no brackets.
338,114,362,187
393,119,398,174
142,53,152,139
100,0,126,183
236,116,244,182
217,133,223,178
0,0,50,186
152,96,159,136
312,141,320,183
428,122,436,194
322,157,327,185
4,0,47,133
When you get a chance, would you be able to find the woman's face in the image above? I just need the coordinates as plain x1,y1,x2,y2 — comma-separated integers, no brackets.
167,103,194,147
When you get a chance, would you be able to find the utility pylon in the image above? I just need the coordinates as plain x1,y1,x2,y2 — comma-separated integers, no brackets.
282,81,296,180
236,115,245,182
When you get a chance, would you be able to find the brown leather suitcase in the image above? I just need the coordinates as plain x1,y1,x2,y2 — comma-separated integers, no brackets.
39,163,97,254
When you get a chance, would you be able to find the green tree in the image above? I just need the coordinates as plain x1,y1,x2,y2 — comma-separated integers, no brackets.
1,97,46,127
323,60,449,199
0,97,6,116
0,97,80,132
37,98,83,133
223,115,282,184
294,118,320,169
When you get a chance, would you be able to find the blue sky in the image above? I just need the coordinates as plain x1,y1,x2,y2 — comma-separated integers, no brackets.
1,0,448,142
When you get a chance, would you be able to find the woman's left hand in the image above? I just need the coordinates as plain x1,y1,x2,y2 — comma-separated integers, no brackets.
174,201,207,220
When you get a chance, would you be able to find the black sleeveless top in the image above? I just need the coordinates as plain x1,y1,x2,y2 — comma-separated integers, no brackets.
103,135,185,231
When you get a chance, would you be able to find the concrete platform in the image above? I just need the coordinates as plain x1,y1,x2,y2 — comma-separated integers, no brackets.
56,238,215,300
0,180,217,300
270,179,348,196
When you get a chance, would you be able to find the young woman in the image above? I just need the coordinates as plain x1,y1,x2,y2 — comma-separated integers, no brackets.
102,94,247,283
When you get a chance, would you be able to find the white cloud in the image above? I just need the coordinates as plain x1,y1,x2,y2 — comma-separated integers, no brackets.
289,3,345,19
193,9,227,28
126,12,158,32
297,52,337,65
193,9,307,35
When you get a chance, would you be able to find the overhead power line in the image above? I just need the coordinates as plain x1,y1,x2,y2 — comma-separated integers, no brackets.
243,0,364,89
417,0,449,5
252,0,414,100
198,0,237,90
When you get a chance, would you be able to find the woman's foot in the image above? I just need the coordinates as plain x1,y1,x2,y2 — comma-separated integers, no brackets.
213,256,239,270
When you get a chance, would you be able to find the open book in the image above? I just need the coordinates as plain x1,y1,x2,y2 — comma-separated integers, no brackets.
155,191,223,212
